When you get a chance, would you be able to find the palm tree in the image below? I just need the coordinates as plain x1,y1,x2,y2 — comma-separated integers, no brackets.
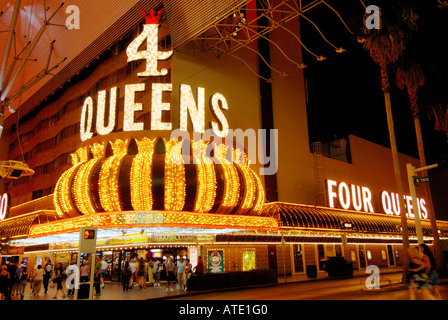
432,104,448,143
395,63,447,275
355,0,419,283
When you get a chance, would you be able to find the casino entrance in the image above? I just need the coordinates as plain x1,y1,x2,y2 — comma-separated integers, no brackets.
109,246,188,282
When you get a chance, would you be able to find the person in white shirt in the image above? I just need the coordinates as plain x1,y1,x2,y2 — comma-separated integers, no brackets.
65,261,77,297
129,259,136,289
176,257,186,291
165,256,176,292
100,259,108,288
153,258,161,287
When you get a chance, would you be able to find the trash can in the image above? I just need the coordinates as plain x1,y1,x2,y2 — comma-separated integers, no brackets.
77,283,90,299
306,265,317,278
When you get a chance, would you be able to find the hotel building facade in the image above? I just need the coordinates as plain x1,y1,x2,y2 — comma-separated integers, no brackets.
0,0,446,280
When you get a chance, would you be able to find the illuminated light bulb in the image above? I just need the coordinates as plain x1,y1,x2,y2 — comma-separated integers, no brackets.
54,148,88,217
130,137,156,211
235,163,255,215
151,83,172,130
124,83,145,132
209,92,229,138
164,139,186,211
72,142,106,215
214,144,240,214
193,140,216,213
96,88,118,136
99,139,129,212
80,97,94,141
179,84,205,133
126,24,173,77
250,170,265,215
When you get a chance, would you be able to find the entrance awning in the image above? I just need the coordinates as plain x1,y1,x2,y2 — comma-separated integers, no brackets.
0,210,58,239
27,211,279,238
262,202,448,238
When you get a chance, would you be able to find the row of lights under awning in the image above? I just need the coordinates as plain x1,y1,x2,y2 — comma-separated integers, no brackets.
10,227,446,255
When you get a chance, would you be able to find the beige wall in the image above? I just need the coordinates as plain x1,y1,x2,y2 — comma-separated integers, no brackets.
321,134,426,212
270,20,315,205
172,47,264,176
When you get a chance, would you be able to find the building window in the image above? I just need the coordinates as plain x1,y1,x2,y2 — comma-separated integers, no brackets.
32,189,44,200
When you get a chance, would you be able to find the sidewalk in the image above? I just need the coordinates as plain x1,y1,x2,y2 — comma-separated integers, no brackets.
8,266,413,301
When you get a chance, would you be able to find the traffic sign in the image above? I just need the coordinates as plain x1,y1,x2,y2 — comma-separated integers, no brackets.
414,176,430,184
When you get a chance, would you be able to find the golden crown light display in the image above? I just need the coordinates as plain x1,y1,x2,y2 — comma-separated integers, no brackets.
53,137,265,219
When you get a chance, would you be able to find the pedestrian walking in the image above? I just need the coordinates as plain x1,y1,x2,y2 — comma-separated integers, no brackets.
100,258,108,288
129,259,136,289
143,259,148,289
407,246,435,300
121,260,131,292
137,258,146,289
31,265,44,296
6,260,17,300
148,258,154,286
419,243,443,300
165,256,176,292
65,260,77,297
13,261,24,297
0,265,10,300
51,262,66,299
80,260,89,283
176,257,186,291
18,266,28,300
184,258,193,292
93,256,102,296
43,259,52,294
153,258,161,287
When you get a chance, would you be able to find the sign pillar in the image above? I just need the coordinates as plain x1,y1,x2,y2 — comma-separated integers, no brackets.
75,227,97,300
406,164,424,244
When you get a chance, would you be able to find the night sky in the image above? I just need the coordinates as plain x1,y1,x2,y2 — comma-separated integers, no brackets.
300,1,448,220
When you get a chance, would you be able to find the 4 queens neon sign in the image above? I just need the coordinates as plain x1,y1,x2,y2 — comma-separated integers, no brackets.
80,10,230,141
326,180,428,219
79,10,279,176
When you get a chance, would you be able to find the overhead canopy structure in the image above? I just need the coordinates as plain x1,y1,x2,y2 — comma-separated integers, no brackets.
263,202,448,238
0,210,57,239
176,0,351,54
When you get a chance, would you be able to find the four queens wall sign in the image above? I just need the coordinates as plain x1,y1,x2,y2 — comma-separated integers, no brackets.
326,179,428,219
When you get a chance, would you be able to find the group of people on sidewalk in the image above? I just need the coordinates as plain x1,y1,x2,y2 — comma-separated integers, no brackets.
407,243,443,300
121,254,204,293
1,254,206,300
0,259,68,300
0,255,110,300
0,260,30,300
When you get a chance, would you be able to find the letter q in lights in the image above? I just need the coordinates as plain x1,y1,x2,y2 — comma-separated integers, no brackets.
0,193,10,221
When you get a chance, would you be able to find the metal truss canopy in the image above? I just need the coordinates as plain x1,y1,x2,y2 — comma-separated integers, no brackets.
178,0,356,82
